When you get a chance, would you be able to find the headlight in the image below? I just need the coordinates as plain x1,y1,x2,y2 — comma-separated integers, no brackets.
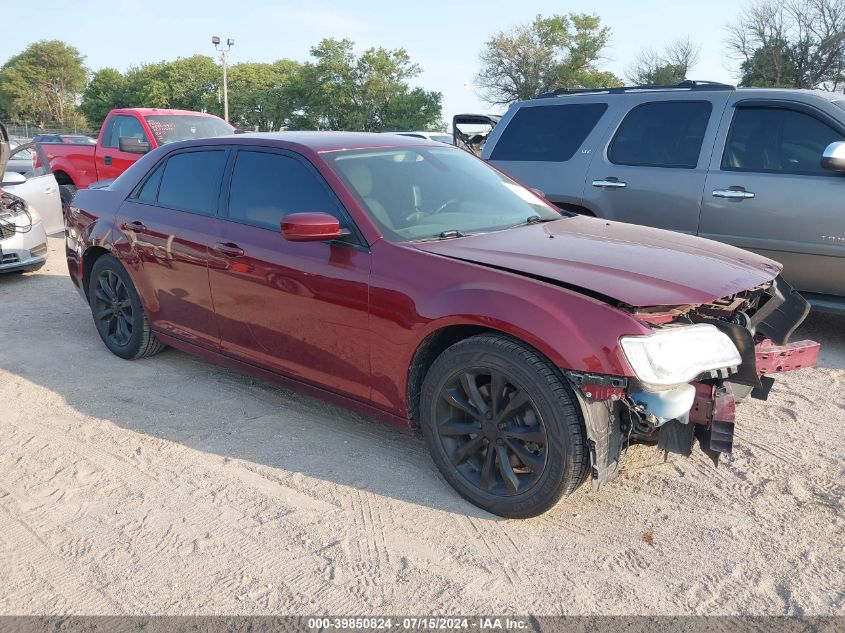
620,324,741,388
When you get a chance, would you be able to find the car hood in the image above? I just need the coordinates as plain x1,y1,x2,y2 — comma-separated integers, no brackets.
412,216,782,307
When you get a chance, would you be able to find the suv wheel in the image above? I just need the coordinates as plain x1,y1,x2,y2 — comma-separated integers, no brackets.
420,333,588,518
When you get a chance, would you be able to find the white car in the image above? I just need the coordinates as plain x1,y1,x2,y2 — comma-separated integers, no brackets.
2,141,64,235
1,126,51,273
0,188,48,274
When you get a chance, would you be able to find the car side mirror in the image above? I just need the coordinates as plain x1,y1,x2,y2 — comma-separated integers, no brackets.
119,136,151,154
281,212,343,242
821,141,845,172
1,171,26,186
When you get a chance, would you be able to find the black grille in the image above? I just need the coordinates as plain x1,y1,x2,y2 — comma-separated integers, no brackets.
0,223,14,240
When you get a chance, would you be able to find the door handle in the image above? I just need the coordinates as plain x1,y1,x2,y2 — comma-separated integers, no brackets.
121,220,148,234
213,242,245,257
104,156,112,166
712,188,755,199
592,179,627,189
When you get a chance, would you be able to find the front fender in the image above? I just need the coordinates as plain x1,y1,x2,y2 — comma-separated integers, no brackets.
368,241,651,414
414,281,647,375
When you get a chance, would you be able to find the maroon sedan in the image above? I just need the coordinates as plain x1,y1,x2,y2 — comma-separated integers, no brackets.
65,133,819,517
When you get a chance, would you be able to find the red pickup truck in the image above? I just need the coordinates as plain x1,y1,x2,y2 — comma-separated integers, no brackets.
38,108,233,192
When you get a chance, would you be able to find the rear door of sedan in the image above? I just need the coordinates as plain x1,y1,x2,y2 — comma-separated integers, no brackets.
208,147,372,400
115,146,227,348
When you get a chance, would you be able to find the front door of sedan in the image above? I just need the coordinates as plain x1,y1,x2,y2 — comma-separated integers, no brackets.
115,148,227,348
208,148,372,400
699,101,845,297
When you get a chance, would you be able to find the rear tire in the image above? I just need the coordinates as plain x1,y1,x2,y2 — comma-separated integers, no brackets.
88,254,164,360
420,333,588,518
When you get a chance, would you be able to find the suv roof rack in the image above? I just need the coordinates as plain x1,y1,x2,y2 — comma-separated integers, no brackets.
536,80,735,99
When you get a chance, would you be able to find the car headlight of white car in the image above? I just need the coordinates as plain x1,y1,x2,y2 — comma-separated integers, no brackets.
620,323,742,389
0,189,35,231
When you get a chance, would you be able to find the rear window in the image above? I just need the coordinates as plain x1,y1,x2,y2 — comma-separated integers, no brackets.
609,101,712,169
490,103,608,162
156,150,227,215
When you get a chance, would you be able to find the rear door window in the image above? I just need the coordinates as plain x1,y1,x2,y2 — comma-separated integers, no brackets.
609,101,712,168
489,103,608,162
722,106,844,174
156,150,227,215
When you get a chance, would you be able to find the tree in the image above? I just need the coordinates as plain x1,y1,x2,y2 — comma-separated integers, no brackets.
80,68,128,126
626,38,701,85
225,60,301,131
726,0,845,89
288,39,442,131
0,40,87,126
474,14,620,105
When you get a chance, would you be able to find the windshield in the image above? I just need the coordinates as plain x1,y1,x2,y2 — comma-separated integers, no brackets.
144,115,234,145
325,146,560,241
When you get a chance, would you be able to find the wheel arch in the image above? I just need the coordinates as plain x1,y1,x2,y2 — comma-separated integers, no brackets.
81,245,112,302
52,168,76,187
405,322,578,430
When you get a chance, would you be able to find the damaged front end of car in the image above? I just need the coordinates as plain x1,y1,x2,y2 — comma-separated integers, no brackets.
564,276,820,489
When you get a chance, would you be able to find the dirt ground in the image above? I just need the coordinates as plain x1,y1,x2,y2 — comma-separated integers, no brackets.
0,236,843,615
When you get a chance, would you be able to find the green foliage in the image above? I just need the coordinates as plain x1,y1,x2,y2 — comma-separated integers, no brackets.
738,39,799,87
70,38,441,132
727,0,845,90
80,68,128,125
287,39,442,131
475,13,620,104
0,40,87,126
626,38,700,86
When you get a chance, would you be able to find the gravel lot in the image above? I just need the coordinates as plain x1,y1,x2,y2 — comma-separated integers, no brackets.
1,236,843,615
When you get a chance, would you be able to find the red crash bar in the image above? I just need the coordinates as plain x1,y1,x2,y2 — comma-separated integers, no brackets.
755,339,821,376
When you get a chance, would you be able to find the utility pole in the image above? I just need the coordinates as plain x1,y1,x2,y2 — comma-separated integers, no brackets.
211,36,235,122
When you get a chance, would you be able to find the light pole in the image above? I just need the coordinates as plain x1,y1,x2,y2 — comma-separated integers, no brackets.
212,36,234,122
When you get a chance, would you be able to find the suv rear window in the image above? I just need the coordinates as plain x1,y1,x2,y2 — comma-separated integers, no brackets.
489,103,608,162
609,101,712,169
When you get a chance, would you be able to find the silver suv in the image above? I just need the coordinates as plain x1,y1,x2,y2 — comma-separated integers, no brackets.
483,81,845,313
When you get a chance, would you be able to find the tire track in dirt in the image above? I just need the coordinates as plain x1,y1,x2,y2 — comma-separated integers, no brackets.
0,500,123,613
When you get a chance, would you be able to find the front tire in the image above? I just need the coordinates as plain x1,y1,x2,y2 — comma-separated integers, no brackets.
88,254,164,360
420,334,588,518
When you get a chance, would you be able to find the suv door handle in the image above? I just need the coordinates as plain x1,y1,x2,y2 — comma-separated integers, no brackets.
213,242,245,257
592,179,627,189
121,220,148,234
104,155,112,166
713,188,755,199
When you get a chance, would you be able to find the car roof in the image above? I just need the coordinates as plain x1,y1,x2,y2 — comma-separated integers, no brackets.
222,131,446,152
523,85,844,106
111,108,222,118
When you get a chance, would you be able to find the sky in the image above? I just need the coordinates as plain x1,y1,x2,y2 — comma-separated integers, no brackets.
1,0,749,121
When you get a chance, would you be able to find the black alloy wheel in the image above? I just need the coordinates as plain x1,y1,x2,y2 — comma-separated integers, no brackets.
436,368,548,496
88,254,165,360
92,268,134,349
420,333,588,518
